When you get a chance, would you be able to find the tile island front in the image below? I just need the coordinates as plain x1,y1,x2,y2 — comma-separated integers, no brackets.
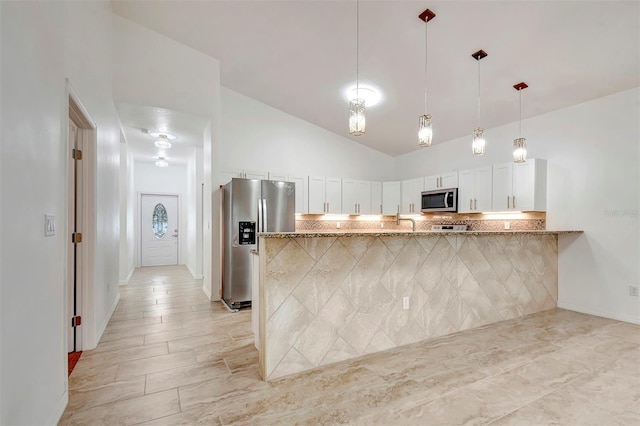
255,230,582,381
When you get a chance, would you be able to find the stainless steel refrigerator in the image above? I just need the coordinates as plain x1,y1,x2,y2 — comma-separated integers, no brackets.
222,178,295,309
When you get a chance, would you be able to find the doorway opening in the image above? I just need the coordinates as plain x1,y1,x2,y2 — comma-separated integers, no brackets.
66,83,96,366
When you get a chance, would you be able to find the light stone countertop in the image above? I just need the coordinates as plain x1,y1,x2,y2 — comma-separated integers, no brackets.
259,230,583,238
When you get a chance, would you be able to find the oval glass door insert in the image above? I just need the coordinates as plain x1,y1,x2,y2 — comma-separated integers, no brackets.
152,203,168,239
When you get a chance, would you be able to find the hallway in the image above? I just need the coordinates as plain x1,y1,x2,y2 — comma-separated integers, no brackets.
60,266,639,425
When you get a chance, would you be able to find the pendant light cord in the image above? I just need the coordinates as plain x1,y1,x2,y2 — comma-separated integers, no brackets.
477,57,481,127
424,18,428,113
519,88,522,137
356,0,359,98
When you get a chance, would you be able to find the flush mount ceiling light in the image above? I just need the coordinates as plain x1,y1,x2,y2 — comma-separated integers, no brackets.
346,86,381,107
513,82,528,163
471,49,488,156
418,8,436,148
349,0,365,136
154,134,172,149
147,131,176,140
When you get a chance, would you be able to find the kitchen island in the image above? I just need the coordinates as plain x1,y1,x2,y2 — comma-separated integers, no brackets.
256,230,582,381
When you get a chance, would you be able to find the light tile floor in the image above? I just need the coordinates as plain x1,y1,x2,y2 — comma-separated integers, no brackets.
60,265,640,425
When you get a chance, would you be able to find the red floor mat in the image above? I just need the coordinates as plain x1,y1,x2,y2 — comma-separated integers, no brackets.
68,351,82,377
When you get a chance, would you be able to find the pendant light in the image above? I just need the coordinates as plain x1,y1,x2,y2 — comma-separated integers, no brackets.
418,9,435,147
349,0,365,135
471,49,487,156
513,82,528,163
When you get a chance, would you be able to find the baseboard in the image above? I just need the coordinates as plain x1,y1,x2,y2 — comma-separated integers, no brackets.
96,292,121,343
48,390,69,425
186,264,203,280
119,268,135,286
557,301,640,325
202,283,212,301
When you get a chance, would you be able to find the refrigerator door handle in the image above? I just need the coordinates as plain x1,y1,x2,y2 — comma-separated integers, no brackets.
257,198,263,232
263,199,268,232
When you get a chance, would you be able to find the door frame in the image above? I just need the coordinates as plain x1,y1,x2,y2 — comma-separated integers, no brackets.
137,192,182,267
64,80,97,356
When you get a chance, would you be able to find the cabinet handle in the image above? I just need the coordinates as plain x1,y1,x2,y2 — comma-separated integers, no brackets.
439,176,442,187
474,199,477,210
327,202,330,212
324,202,327,213
507,196,510,209
470,199,473,210
380,205,382,214
513,196,516,209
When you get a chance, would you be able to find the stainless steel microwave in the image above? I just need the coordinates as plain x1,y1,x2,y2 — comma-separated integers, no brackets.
421,188,458,212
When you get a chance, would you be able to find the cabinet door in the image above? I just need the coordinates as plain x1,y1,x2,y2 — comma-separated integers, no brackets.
219,170,240,186
308,176,326,214
342,179,359,215
441,171,459,189
513,161,535,211
400,179,415,213
457,169,475,213
290,175,308,214
356,180,371,215
474,166,492,212
371,181,382,215
411,178,424,212
492,162,513,211
325,177,342,214
382,181,401,215
423,175,439,191
245,170,267,180
268,172,289,182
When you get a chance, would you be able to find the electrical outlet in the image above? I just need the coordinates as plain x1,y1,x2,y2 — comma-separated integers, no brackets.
504,221,510,230
630,286,639,297
402,296,410,310
380,222,384,228
336,222,341,229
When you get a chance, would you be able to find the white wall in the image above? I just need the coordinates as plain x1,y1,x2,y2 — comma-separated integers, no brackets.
134,162,189,267
220,88,394,181
185,148,204,278
119,142,136,283
394,87,640,324
0,1,121,424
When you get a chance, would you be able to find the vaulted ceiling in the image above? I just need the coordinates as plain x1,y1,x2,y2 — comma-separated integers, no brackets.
112,0,640,160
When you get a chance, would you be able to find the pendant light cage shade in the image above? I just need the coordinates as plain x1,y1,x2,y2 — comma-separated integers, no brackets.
513,82,528,163
418,114,433,147
472,127,485,156
513,137,527,163
349,98,366,135
418,9,435,148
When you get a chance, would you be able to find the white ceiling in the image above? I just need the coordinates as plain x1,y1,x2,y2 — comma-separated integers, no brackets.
112,0,640,159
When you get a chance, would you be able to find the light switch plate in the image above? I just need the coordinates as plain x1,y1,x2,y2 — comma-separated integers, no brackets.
45,214,56,236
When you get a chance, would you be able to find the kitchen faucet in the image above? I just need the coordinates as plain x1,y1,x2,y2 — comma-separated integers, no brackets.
396,206,416,232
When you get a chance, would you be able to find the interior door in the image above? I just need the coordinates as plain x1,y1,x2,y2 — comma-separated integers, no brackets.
141,194,179,266
67,121,83,353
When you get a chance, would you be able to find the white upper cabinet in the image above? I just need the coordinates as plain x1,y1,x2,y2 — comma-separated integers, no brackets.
382,181,401,215
309,176,342,214
219,169,267,186
424,171,459,191
458,167,492,213
342,179,372,215
268,172,289,181
371,181,382,215
289,175,308,214
400,178,424,214
492,159,547,212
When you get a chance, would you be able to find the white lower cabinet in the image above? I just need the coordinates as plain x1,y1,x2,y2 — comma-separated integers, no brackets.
458,167,492,213
309,176,342,214
401,178,424,214
382,181,401,215
492,159,547,212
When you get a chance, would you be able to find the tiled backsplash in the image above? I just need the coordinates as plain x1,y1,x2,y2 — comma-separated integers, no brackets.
296,212,546,232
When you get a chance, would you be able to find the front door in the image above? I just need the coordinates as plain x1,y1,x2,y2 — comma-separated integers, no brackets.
141,194,179,266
